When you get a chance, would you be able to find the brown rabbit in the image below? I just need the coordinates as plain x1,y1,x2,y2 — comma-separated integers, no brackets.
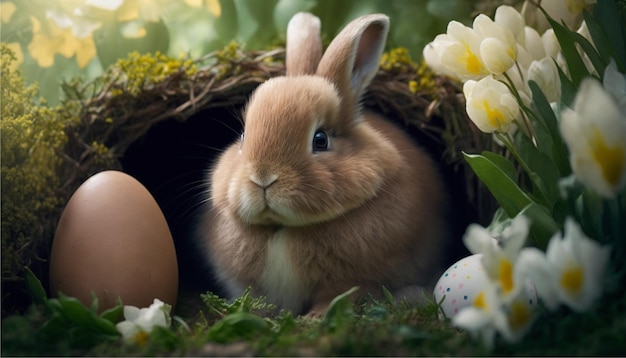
197,12,448,316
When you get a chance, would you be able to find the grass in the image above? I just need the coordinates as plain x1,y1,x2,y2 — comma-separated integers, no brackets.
2,272,626,356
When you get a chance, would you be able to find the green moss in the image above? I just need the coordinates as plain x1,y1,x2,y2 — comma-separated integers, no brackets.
108,51,197,97
380,47,438,95
0,44,66,284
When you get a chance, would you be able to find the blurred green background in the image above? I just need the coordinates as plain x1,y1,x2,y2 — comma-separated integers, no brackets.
0,0,476,105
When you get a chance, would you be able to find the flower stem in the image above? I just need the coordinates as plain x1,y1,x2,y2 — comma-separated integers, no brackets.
502,71,537,144
496,131,551,206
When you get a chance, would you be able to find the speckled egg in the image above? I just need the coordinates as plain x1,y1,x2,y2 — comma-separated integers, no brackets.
49,170,178,312
433,253,537,319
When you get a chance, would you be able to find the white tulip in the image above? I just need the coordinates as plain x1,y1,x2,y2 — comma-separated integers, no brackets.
541,29,562,60
603,60,626,114
474,14,517,75
528,57,561,103
437,21,490,81
523,26,546,61
464,76,519,133
495,5,526,45
560,77,626,198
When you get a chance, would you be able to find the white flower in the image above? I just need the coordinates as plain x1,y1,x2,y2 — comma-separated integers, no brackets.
494,5,526,45
423,36,458,79
474,14,517,75
523,26,546,61
464,76,520,133
116,299,170,345
496,284,539,343
526,0,596,32
463,215,530,301
528,57,561,103
425,21,489,81
545,218,610,312
452,272,537,348
520,218,610,312
560,77,626,198
603,60,626,114
453,283,503,350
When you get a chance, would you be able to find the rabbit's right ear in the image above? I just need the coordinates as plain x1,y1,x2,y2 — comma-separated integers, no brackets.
286,12,322,76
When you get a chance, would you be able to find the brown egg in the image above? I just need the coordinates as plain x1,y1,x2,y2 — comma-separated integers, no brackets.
49,170,178,311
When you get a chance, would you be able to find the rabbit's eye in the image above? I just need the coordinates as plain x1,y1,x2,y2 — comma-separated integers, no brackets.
312,130,329,152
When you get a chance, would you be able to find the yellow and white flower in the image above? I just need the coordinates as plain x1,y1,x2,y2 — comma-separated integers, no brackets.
474,14,518,75
424,21,489,81
464,76,520,133
519,218,611,312
560,76,626,198
546,218,610,312
452,283,503,349
116,298,170,345
463,215,530,301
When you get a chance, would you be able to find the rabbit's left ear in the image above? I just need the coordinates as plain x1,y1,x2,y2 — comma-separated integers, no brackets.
316,14,389,118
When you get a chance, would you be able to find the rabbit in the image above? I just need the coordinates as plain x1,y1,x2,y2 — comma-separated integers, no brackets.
196,12,448,317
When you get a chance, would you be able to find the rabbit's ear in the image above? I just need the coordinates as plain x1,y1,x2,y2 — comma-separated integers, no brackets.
316,14,389,118
286,12,322,76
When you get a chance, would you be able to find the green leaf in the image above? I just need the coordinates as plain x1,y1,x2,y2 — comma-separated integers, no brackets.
322,286,359,329
23,267,47,305
593,0,626,70
516,133,561,206
557,64,578,106
571,31,607,78
528,80,571,177
544,12,589,86
480,151,517,181
207,312,270,343
100,304,123,324
463,152,533,218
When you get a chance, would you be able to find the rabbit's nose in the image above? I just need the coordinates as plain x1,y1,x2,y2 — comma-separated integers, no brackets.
249,173,278,189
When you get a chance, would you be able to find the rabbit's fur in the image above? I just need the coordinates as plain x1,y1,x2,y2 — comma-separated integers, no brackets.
197,13,448,316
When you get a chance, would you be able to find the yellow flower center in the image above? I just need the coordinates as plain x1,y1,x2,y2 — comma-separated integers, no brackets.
482,100,505,129
499,258,514,293
508,301,530,331
590,129,625,188
566,0,586,14
134,331,149,346
560,265,584,294
463,45,483,75
474,291,487,310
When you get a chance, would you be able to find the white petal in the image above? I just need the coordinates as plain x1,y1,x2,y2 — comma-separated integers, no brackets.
495,5,525,44
123,306,141,321
523,26,546,61
480,37,515,74
453,307,491,331
603,60,626,114
463,224,496,255
516,247,559,310
116,321,139,340
501,214,530,257
541,29,561,59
